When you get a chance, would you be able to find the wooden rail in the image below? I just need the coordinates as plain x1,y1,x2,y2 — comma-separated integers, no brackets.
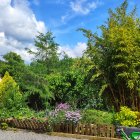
0,118,116,137
52,123,115,137
0,118,48,131
50,132,122,140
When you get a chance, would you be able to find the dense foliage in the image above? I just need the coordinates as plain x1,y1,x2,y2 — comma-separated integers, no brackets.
48,103,81,126
80,0,140,111
115,106,140,126
0,0,140,127
81,109,114,124
0,72,23,109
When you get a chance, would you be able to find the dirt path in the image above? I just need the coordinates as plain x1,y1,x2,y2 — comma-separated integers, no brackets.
0,129,87,140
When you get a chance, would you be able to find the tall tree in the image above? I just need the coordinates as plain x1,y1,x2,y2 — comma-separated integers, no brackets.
0,52,53,110
28,31,59,74
80,0,140,111
0,52,26,88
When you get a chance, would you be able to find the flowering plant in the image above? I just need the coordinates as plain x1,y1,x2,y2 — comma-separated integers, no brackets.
65,110,81,123
48,103,82,124
55,103,70,111
49,103,70,117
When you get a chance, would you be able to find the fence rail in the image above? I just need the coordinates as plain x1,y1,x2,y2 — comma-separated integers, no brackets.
0,118,48,131
0,118,115,137
52,123,115,137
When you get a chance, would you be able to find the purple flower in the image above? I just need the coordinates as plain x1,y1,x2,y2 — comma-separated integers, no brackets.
65,110,81,123
49,109,58,117
48,103,70,117
48,103,82,124
55,103,70,111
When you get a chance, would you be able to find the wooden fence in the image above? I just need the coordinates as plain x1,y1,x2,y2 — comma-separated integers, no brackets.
0,118,116,137
52,123,115,137
0,118,48,131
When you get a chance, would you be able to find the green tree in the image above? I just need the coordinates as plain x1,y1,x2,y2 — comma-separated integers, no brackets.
80,0,140,111
47,57,104,109
0,71,23,109
28,31,59,74
0,52,53,111
23,67,53,111
0,52,26,89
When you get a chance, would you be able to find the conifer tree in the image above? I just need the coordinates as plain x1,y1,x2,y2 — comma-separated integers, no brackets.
0,71,23,109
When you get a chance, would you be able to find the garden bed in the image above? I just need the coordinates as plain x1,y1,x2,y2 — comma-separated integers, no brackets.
4,119,139,140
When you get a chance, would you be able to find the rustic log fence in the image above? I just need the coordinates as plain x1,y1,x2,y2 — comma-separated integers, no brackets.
52,123,115,137
0,118,48,131
0,118,116,137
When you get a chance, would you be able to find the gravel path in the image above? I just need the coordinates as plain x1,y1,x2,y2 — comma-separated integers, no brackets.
0,129,87,140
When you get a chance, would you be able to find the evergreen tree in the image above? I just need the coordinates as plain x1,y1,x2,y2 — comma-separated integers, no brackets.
0,72,23,109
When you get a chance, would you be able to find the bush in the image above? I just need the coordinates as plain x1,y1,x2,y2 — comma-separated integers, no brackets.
55,103,70,111
48,103,70,124
81,109,114,124
48,103,81,125
48,104,113,125
0,72,23,109
0,122,8,130
115,106,140,127
65,110,81,123
0,107,46,120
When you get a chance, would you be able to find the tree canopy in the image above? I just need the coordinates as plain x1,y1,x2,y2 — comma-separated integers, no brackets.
80,0,140,111
0,0,140,112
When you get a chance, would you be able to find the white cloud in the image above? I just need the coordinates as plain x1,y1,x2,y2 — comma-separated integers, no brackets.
61,12,76,24
59,42,87,58
0,0,46,41
0,0,46,63
61,0,103,24
0,32,34,63
70,0,102,15
0,0,88,63
0,30,87,62
0,0,11,7
14,49,34,64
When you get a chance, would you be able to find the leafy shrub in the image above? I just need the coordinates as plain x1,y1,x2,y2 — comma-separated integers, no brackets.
49,110,65,124
0,122,8,130
115,106,140,127
65,110,81,123
55,103,70,111
81,109,113,124
0,72,23,109
0,107,46,120
48,103,69,124
48,103,81,125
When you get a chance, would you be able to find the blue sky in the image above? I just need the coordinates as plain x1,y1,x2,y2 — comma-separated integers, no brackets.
30,0,140,46
0,0,140,63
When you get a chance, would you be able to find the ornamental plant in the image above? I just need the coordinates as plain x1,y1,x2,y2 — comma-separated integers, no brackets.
81,109,113,124
65,110,81,123
55,103,70,111
0,71,23,109
48,103,81,124
49,103,70,117
115,106,140,126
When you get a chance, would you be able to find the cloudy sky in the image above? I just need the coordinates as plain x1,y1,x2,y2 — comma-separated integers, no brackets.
0,0,140,63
